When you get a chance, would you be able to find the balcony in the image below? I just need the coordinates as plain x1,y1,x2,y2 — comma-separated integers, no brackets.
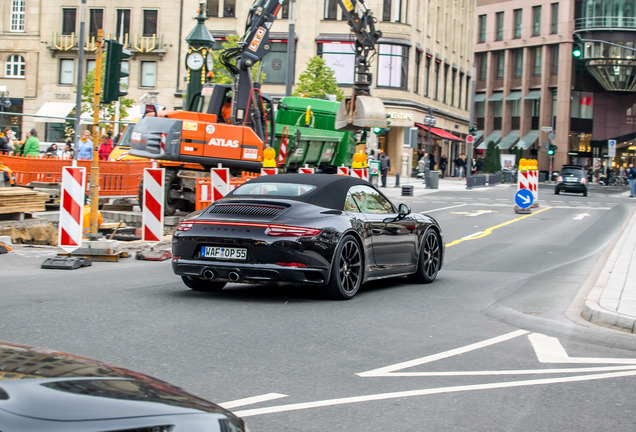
49,32,166,57
575,16,636,31
576,37,636,92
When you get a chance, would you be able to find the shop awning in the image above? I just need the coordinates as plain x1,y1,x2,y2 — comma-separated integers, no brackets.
472,130,484,144
524,90,542,100
477,130,502,149
505,91,523,101
415,124,463,141
516,130,540,149
488,92,504,102
497,130,520,149
33,102,91,123
474,93,486,102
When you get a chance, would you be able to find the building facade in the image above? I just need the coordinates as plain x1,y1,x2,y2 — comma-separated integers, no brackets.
1,0,475,176
474,0,635,175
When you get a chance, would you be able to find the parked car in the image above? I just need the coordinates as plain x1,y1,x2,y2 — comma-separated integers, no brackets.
172,173,444,299
555,165,588,196
0,342,247,431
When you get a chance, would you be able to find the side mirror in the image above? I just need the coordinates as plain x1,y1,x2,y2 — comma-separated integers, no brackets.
398,203,411,216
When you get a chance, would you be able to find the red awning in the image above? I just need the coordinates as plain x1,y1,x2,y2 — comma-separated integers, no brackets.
415,123,463,141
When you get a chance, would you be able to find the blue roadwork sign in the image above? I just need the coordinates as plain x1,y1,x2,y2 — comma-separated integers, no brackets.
515,189,534,208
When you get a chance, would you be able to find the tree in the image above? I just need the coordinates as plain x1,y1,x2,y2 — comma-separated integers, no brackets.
293,56,344,101
80,56,134,131
482,141,502,172
210,35,265,84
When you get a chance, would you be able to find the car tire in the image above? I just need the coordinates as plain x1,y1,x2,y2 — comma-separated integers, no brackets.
583,190,588,197
181,276,226,292
325,234,363,300
164,170,180,216
408,228,442,284
554,188,560,195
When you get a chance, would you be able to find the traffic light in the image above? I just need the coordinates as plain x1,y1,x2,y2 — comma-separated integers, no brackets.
547,144,557,155
372,126,390,135
572,34,583,58
102,40,131,104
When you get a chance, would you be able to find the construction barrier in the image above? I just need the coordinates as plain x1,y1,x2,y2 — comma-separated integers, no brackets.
142,168,165,244
350,168,369,181
336,166,350,176
195,171,259,210
58,166,86,253
517,159,539,208
298,166,315,174
0,154,152,197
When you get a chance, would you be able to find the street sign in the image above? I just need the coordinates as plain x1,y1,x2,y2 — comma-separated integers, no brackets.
608,139,616,158
514,189,534,209
542,126,553,133
466,134,474,144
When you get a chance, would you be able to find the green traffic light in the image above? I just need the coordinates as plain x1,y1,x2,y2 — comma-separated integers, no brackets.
572,47,582,58
373,127,382,134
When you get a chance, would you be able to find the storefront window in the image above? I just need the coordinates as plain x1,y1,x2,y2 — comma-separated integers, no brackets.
319,42,355,85
377,44,409,89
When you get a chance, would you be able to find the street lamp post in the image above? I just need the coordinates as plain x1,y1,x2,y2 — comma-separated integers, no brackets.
423,108,436,188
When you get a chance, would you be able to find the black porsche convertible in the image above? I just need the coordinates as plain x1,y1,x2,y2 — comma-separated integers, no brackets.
172,173,444,299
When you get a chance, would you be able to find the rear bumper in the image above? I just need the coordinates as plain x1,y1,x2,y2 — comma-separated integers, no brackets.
173,259,330,286
557,182,587,193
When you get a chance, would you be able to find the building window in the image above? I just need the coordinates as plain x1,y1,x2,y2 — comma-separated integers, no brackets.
86,59,96,76
443,64,449,103
324,0,338,19
62,8,76,35
513,9,522,39
319,42,355,84
224,0,236,18
5,55,25,78
425,55,431,97
495,12,504,41
478,53,487,80
434,60,440,100
143,10,158,37
414,50,422,94
261,42,289,84
551,3,559,34
377,44,408,89
207,0,219,17
140,61,156,88
514,49,523,78
89,9,103,39
552,45,559,75
451,68,457,107
10,0,25,32
534,47,542,75
280,0,290,19
478,14,487,43
382,0,403,23
458,71,464,109
497,52,505,79
59,59,74,85
532,6,541,36
115,9,131,40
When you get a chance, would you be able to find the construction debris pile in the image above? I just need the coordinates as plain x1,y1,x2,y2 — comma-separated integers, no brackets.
0,187,50,214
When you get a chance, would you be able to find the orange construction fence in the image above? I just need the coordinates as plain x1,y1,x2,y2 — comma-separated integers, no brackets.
195,171,260,210
0,154,153,197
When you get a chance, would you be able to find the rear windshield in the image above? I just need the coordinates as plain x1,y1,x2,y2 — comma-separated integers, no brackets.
561,167,583,176
232,182,316,197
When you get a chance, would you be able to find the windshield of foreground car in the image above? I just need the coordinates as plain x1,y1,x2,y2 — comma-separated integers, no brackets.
233,182,316,197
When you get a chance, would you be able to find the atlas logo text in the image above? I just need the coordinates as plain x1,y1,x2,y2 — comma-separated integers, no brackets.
208,138,239,148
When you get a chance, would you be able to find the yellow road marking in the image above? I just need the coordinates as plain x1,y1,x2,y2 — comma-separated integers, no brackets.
446,207,552,248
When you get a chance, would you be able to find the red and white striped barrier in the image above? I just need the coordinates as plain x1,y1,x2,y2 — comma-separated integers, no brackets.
518,169,539,204
336,166,350,176
261,168,279,176
58,166,86,253
277,127,289,165
350,168,369,181
298,167,315,174
142,168,165,244
211,167,230,200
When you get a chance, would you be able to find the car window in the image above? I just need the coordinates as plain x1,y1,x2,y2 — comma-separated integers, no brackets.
233,182,316,196
344,193,361,212
561,168,583,177
346,185,394,214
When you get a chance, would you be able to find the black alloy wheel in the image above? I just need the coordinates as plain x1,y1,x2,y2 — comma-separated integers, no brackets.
181,276,227,292
325,234,363,300
409,228,442,283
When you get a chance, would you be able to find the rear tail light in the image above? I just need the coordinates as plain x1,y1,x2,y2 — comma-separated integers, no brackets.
557,176,563,182
277,262,308,267
176,220,195,231
581,177,587,184
265,225,322,237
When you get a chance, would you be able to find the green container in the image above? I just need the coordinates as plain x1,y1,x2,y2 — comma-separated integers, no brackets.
273,97,356,172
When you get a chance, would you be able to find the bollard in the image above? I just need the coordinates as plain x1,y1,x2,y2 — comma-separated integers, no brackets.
394,173,400,187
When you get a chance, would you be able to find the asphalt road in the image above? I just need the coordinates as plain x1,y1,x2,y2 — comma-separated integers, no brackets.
2,183,636,431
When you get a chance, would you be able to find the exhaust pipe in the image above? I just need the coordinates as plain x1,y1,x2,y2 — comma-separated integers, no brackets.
228,271,241,282
202,270,215,279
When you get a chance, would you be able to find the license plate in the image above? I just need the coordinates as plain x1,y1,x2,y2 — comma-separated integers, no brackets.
565,177,578,182
201,246,247,260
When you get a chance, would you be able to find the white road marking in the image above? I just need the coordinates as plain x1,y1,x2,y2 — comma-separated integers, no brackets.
421,203,466,213
460,231,485,240
467,210,498,217
529,333,636,364
234,370,636,418
572,213,591,220
220,393,288,409
357,330,529,378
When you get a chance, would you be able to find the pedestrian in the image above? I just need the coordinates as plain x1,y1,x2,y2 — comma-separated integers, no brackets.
439,154,448,178
429,153,436,171
379,151,390,187
455,153,466,179
22,128,41,157
418,152,429,182
61,142,74,158
0,127,14,154
476,156,484,172
77,130,94,160
628,163,636,198
45,143,61,157
98,134,113,160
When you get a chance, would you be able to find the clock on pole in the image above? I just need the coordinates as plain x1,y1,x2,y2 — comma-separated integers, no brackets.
185,3,215,109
